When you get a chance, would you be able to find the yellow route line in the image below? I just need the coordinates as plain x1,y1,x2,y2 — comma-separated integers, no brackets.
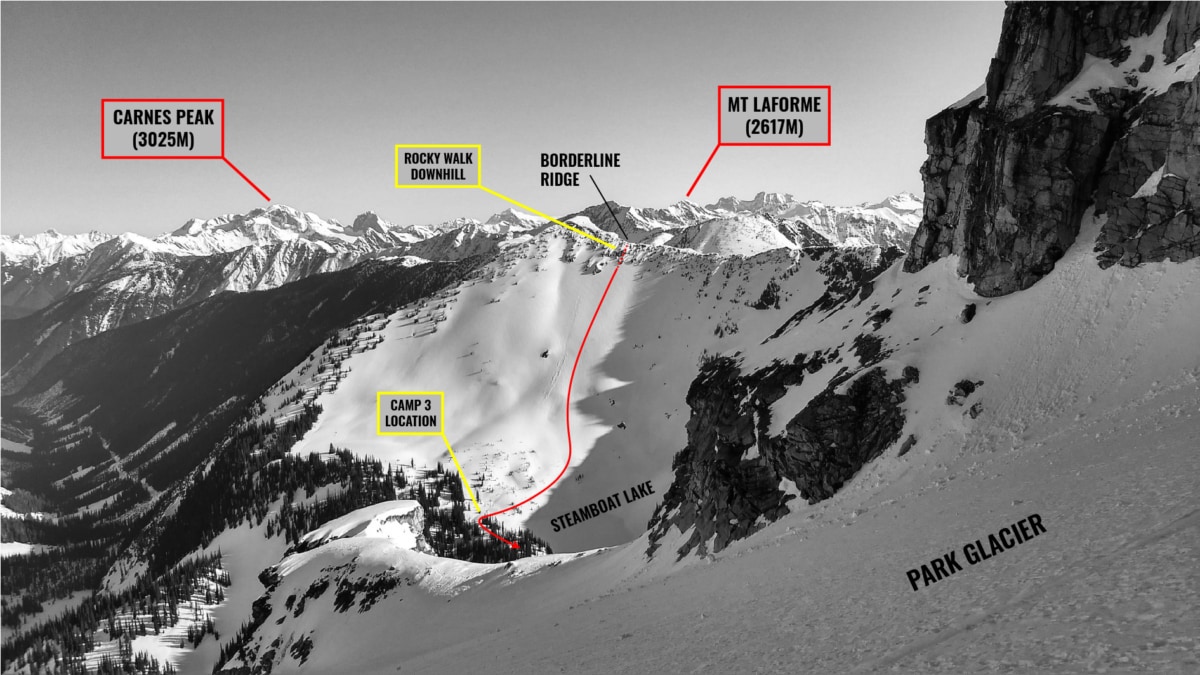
478,185,617,250
440,433,482,513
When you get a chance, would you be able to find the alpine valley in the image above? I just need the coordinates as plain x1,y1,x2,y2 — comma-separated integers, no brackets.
3,3,1200,674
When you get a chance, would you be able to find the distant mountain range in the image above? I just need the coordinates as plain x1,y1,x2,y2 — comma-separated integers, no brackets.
2,192,920,275
0,194,919,393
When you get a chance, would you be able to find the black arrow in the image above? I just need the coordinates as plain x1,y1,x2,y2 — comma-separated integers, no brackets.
588,174,630,240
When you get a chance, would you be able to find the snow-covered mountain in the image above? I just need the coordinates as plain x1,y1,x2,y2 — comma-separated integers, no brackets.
0,230,112,271
1,196,919,393
1,206,369,321
707,190,798,213
562,192,919,253
166,206,445,255
164,208,1195,675
483,207,547,230
0,234,357,393
5,206,1199,675
3,194,917,308
4,144,1196,675
663,213,819,256
5,3,1200,671
706,191,923,249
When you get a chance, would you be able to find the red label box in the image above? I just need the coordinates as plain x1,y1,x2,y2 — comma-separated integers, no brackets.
718,85,831,146
101,98,225,159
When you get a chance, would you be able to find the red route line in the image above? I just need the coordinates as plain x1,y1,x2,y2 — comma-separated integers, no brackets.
686,143,721,197
477,243,630,549
223,156,271,201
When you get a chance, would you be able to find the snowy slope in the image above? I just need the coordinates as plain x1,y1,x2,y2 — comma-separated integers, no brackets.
226,210,1200,674
254,227,867,553
0,205,500,320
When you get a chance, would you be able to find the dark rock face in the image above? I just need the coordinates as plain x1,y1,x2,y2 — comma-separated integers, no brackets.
1094,77,1200,267
646,356,793,560
946,379,984,406
769,369,909,502
646,353,915,560
959,303,977,324
768,246,905,341
905,2,1200,296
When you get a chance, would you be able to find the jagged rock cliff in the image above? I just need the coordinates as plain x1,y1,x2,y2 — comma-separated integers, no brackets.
905,1,1200,295
646,356,794,560
646,2,1200,561
647,353,917,560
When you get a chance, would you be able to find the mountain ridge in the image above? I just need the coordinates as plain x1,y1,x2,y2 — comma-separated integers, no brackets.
2,194,920,393
6,4,1198,672
3,192,921,263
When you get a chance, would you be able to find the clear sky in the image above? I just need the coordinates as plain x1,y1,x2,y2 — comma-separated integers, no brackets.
1,1,1006,236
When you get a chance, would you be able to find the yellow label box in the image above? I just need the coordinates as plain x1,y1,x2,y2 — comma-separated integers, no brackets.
394,144,481,188
376,391,445,435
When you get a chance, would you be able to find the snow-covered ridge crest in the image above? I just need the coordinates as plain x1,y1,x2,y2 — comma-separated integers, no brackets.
4,193,920,268
562,191,921,253
699,190,922,251
3,204,451,268
0,230,113,268
484,207,548,231
165,204,428,256
2,194,919,333
297,500,429,553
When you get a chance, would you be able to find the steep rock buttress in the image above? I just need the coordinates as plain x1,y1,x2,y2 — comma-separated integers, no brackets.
904,1,1200,295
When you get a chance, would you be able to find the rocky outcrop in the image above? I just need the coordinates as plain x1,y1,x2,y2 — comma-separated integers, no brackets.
1094,76,1200,267
646,353,916,560
905,2,1200,296
767,246,905,341
646,357,793,560
770,368,913,503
